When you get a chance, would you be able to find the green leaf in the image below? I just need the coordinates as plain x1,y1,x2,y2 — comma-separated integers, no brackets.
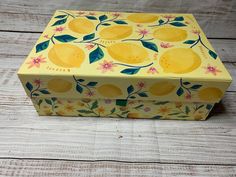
54,35,77,42
178,115,189,118
36,40,50,53
140,40,158,52
76,84,83,93
26,82,33,91
190,84,202,89
176,87,184,96
134,104,144,109
51,18,67,26
121,111,129,115
185,106,190,115
158,19,164,24
78,79,85,82
83,33,95,41
138,92,148,97
39,89,50,94
87,82,97,86
110,108,116,114
38,99,43,107
170,22,186,27
183,40,195,44
86,16,97,20
121,68,140,75
152,115,162,119
168,112,181,115
183,82,191,85
208,50,217,59
78,110,94,114
206,104,213,110
127,85,134,94
154,101,169,105
101,23,111,26
51,97,57,102
91,100,98,110
174,16,184,21
130,96,136,99
99,15,108,21
55,15,67,18
32,93,39,96
113,20,127,24
89,46,104,63
45,99,52,105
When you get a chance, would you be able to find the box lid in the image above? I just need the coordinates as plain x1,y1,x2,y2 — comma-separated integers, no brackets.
18,10,232,103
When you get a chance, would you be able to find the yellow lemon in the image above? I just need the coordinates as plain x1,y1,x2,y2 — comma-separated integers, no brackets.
99,25,132,40
127,13,158,23
160,48,201,74
198,87,223,102
97,84,122,98
48,44,85,68
107,42,148,64
149,81,176,96
153,27,187,42
68,18,94,34
47,79,72,93
127,112,140,118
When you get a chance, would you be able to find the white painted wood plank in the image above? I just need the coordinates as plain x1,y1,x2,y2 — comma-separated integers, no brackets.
0,0,235,38
0,159,235,177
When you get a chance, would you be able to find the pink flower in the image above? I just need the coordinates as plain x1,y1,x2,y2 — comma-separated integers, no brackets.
34,79,42,86
43,34,50,39
26,55,46,69
144,107,151,112
185,93,192,100
192,29,201,35
136,24,143,27
85,91,95,97
136,29,149,36
85,43,95,50
97,60,116,73
160,42,174,48
54,26,65,33
136,82,145,89
147,67,158,74
112,12,121,17
89,12,96,15
76,11,85,15
163,15,175,19
203,64,221,76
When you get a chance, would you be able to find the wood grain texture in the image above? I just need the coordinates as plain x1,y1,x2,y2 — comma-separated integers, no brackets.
0,159,235,177
0,0,236,38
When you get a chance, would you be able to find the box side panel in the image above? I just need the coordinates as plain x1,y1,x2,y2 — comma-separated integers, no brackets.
31,97,215,120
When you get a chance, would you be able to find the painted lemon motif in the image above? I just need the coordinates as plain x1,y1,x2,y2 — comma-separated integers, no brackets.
99,25,133,40
127,112,140,118
107,42,148,64
198,87,223,102
97,84,122,98
48,44,85,68
68,18,94,34
160,48,201,74
153,27,187,42
47,79,72,93
127,13,158,23
149,81,176,96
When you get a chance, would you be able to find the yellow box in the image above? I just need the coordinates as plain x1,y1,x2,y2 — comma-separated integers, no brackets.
18,10,232,120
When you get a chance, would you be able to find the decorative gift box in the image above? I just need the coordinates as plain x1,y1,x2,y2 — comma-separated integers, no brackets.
18,10,232,120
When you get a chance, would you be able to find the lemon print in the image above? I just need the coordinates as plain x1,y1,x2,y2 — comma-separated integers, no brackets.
153,27,187,42
127,112,140,118
47,79,72,93
68,18,94,34
48,44,85,68
149,81,176,96
99,26,132,40
198,87,223,102
97,84,122,98
107,42,148,64
127,13,158,23
160,48,201,74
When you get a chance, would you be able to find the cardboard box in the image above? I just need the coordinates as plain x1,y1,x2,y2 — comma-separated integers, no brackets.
18,10,232,120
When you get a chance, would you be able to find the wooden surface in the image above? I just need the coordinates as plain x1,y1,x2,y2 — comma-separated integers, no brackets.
0,0,236,176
